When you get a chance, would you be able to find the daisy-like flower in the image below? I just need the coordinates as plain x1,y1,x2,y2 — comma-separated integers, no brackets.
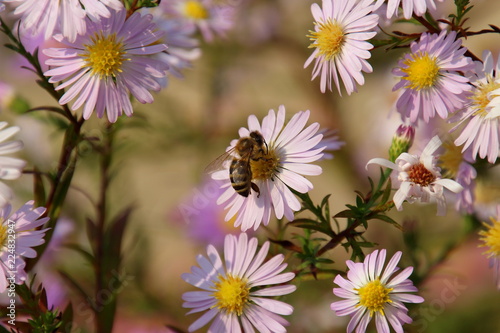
161,0,236,42
381,0,444,19
0,122,26,208
452,50,500,164
437,139,476,214
331,249,424,333
0,200,49,293
5,0,123,42
211,105,324,231
304,0,379,95
367,136,463,216
182,233,296,332
153,16,201,87
392,30,474,124
478,206,500,289
43,9,169,123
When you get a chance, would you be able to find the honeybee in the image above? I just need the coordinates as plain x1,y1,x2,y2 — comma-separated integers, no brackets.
206,131,268,197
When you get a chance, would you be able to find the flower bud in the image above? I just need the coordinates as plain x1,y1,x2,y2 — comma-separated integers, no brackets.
388,124,415,162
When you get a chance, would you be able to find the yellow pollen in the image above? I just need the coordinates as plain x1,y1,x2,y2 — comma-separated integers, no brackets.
184,0,209,20
212,274,250,316
479,217,500,258
0,224,6,247
250,149,280,181
84,32,127,78
438,140,463,178
356,279,393,315
402,52,440,90
471,75,500,117
308,19,345,61
407,163,436,186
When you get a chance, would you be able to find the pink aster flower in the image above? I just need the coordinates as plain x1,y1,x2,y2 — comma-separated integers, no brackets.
161,0,236,42
452,50,500,164
0,122,26,208
211,105,324,231
304,0,379,95
5,0,123,42
381,0,444,19
182,233,296,332
367,136,463,216
43,8,169,123
331,249,424,333
392,30,474,124
0,201,49,293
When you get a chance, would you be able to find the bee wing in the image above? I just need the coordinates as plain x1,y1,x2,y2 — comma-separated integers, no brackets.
204,147,236,174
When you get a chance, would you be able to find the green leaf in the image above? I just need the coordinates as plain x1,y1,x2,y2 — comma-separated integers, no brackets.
33,167,46,207
372,214,402,230
268,239,302,253
65,243,95,265
333,209,356,219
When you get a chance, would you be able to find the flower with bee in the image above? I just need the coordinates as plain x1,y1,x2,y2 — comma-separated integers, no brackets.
208,105,327,231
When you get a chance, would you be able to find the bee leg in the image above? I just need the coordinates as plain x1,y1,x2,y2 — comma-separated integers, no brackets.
251,182,261,198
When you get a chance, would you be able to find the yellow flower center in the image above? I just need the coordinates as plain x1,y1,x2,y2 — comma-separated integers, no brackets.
438,140,463,178
212,274,250,316
471,75,500,117
402,52,440,90
84,32,127,78
0,224,6,248
308,19,345,61
479,217,500,258
184,0,209,20
407,163,436,186
250,149,280,181
356,279,393,315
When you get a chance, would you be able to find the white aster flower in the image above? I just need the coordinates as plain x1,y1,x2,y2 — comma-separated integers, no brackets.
452,50,500,164
304,0,379,95
211,105,324,231
4,0,123,42
331,249,424,333
367,136,463,216
0,122,26,208
0,200,49,292
381,0,444,19
43,8,169,123
182,233,296,332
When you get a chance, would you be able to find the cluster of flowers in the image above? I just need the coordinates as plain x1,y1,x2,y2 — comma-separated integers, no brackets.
0,0,499,332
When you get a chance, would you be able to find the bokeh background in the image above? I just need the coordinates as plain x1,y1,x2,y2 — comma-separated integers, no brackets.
1,0,500,332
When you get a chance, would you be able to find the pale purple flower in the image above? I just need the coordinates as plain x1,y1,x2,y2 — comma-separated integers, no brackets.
161,0,236,42
452,50,500,164
331,249,424,333
211,105,324,231
0,122,26,208
173,177,247,247
392,30,474,124
43,9,169,123
380,0,444,19
315,128,345,160
182,233,296,332
304,0,379,95
152,15,201,87
0,201,49,293
4,0,123,42
367,136,463,216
